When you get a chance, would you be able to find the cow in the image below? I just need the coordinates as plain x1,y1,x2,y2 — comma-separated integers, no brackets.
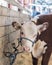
37,14,52,65
12,20,48,65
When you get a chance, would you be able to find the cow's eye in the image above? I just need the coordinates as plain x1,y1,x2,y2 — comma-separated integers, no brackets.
21,32,24,35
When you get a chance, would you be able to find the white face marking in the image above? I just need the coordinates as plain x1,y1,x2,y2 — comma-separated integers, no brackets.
21,22,38,52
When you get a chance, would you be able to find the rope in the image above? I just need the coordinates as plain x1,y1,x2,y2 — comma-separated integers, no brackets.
4,37,24,65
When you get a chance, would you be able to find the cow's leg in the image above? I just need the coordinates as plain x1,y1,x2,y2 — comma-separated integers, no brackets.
41,47,51,65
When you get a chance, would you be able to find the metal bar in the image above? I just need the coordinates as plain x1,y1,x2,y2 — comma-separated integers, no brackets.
0,24,11,27
0,30,17,38
0,15,19,18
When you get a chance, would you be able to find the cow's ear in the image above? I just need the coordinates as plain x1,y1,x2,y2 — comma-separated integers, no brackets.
12,21,21,30
37,22,49,35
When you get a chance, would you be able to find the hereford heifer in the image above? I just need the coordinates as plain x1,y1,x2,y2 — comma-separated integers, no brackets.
12,21,48,65
37,14,52,65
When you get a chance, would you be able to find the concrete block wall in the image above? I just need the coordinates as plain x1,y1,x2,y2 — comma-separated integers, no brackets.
0,5,30,65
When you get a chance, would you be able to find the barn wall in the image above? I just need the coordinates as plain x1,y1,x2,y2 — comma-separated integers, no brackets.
0,6,30,65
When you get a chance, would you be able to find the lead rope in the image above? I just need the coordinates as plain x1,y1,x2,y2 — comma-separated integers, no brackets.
3,23,24,65
3,30,24,65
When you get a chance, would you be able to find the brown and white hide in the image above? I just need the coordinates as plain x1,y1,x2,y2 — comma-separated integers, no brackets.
11,21,48,65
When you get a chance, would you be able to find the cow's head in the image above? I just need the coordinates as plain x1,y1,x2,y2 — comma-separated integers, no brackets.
12,21,48,58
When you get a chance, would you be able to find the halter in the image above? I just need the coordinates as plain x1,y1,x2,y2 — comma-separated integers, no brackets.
18,36,38,46
18,22,39,46
18,24,39,46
